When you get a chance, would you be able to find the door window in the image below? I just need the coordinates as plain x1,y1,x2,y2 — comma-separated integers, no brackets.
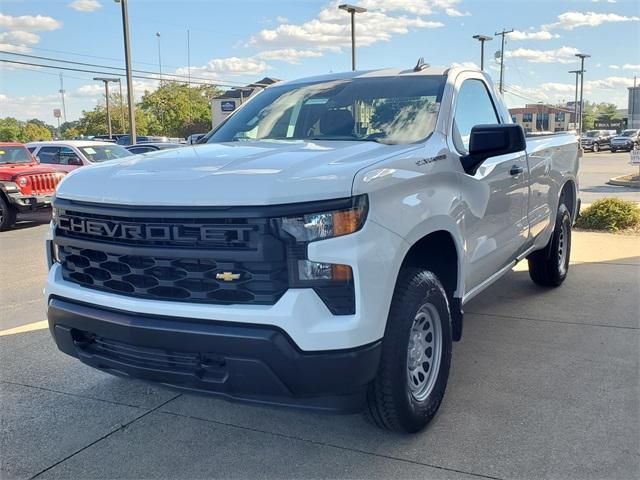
452,79,500,152
36,147,61,164
58,147,82,165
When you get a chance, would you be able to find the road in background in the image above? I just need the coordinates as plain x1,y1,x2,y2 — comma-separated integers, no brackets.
579,151,640,204
1,215,639,479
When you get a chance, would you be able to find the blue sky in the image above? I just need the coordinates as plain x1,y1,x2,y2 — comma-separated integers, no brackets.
1,0,639,124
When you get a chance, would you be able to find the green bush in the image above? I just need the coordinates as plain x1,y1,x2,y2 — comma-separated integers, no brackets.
576,198,640,231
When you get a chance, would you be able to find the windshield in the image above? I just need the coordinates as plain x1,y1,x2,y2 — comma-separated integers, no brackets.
584,131,599,137
620,130,638,137
206,76,446,145
79,145,132,162
0,146,32,164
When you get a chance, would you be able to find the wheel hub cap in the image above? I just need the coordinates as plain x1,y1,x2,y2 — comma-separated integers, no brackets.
407,303,443,401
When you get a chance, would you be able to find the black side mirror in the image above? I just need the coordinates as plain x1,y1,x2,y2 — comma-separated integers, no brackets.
460,124,526,175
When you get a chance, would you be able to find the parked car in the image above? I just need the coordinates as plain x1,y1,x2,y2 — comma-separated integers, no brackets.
45,65,580,433
116,135,169,146
610,129,640,152
125,142,185,154
0,143,65,230
580,129,614,152
27,141,133,173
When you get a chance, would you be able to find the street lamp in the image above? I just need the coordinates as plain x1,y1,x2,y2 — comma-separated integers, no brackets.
156,32,162,84
338,4,367,71
94,77,119,139
575,53,590,134
472,35,493,71
569,70,582,132
114,0,136,145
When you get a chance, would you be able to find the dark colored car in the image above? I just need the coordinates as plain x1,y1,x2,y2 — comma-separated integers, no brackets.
125,143,185,154
0,143,65,230
116,135,169,146
579,130,614,152
610,129,640,152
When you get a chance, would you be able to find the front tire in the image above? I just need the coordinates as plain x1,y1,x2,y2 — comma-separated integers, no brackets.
0,195,18,231
527,203,571,287
592,143,600,152
365,268,452,433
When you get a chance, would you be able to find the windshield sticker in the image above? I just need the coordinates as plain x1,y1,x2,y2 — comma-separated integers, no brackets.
84,147,96,154
0,151,4,155
305,98,329,105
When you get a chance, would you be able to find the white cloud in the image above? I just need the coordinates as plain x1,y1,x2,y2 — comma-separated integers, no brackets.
0,31,40,45
0,43,31,53
176,57,270,78
452,61,479,69
0,13,61,32
444,8,470,17
256,48,324,65
505,46,580,64
510,30,560,40
622,64,640,71
609,65,620,69
69,0,102,13
76,84,104,97
543,11,639,30
250,1,444,53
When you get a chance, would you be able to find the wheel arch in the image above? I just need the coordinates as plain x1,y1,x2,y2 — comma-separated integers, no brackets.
559,179,578,222
398,228,464,341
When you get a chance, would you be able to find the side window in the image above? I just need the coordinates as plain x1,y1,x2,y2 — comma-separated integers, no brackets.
59,147,82,165
27,147,36,154
452,79,500,152
37,147,60,164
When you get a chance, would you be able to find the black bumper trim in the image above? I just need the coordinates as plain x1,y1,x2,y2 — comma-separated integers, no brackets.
47,298,381,413
7,192,53,211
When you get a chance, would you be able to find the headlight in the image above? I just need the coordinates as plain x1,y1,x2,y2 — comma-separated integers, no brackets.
17,176,28,187
0,181,20,193
273,195,368,315
277,195,368,242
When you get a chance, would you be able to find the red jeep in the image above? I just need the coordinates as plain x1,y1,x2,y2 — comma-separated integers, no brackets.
0,143,66,231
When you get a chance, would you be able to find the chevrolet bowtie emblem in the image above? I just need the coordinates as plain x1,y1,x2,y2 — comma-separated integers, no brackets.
216,271,241,282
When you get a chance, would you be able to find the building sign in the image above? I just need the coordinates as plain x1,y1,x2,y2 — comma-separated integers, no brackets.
594,119,626,130
630,149,640,165
53,108,61,118
221,101,236,112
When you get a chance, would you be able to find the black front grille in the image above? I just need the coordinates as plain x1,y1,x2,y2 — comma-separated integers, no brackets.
59,245,288,305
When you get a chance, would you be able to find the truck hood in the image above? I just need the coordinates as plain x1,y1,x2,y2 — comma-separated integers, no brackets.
56,140,420,206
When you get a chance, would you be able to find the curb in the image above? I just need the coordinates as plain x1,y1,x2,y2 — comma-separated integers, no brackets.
607,176,640,188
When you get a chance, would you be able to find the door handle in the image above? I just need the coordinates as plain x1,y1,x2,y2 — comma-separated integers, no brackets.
509,165,524,176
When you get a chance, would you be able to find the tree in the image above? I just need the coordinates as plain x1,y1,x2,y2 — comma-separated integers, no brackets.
75,96,149,137
26,118,56,138
21,122,52,142
0,117,52,142
139,82,220,137
595,103,621,121
0,117,22,141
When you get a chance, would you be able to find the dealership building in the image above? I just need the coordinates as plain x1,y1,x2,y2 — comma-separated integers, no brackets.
210,77,280,128
509,104,576,133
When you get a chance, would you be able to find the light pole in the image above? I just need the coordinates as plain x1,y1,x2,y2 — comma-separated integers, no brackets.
156,32,162,84
494,28,513,94
576,53,590,134
114,0,136,145
472,35,493,71
569,70,582,132
94,77,119,139
338,4,367,71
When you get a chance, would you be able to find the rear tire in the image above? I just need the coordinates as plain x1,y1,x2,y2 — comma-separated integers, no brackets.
365,268,452,433
0,195,17,231
527,203,571,287
611,148,617,153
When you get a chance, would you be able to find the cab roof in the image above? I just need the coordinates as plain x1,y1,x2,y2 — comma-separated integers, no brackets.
25,140,119,147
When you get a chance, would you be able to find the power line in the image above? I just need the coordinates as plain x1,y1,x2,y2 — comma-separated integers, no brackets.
0,50,245,87
0,58,235,89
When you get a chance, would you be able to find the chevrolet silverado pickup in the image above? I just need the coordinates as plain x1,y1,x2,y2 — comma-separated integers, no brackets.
0,143,65,231
45,65,580,433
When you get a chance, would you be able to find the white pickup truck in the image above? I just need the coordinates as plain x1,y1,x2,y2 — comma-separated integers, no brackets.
45,64,579,433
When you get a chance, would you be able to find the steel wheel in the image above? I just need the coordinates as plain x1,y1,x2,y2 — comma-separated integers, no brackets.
407,303,442,401
557,218,568,276
593,143,599,152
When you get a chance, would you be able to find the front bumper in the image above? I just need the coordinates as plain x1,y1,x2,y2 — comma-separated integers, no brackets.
48,297,381,413
7,192,53,211
611,143,633,150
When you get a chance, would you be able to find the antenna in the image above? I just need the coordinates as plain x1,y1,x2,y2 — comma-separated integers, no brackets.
414,57,430,72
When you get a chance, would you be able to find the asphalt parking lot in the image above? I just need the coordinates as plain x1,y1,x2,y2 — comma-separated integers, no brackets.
1,151,639,480
578,150,640,204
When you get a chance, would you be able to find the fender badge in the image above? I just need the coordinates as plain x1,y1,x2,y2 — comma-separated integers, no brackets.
416,154,446,167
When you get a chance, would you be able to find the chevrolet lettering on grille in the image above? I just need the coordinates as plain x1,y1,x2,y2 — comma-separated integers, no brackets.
58,216,233,243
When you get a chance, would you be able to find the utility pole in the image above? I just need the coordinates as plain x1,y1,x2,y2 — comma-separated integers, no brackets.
339,4,367,71
116,0,136,145
117,78,125,133
58,73,67,124
576,53,590,134
156,32,162,84
94,77,119,139
494,28,513,94
472,35,493,71
569,70,581,132
187,29,192,121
